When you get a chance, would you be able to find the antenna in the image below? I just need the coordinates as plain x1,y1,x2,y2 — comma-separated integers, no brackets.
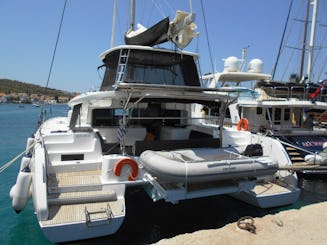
240,46,250,72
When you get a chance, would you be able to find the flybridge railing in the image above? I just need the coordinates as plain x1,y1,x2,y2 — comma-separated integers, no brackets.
263,86,327,101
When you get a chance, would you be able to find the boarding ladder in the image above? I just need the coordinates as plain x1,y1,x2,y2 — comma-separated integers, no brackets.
115,49,130,84
84,204,113,227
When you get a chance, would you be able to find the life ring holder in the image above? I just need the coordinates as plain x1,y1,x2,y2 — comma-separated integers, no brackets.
113,158,139,181
237,118,249,131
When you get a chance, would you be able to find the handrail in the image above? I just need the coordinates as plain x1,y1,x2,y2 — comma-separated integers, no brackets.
273,86,289,99
290,86,306,99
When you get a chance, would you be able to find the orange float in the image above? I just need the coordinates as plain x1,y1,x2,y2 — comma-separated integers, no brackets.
113,158,139,181
237,118,249,131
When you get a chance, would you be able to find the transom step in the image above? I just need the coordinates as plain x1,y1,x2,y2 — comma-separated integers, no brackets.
41,199,125,226
48,190,117,206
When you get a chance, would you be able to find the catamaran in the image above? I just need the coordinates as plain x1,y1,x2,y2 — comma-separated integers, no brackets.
9,2,300,243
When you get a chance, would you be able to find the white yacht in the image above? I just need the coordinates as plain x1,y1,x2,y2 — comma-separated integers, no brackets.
9,6,300,243
202,56,327,174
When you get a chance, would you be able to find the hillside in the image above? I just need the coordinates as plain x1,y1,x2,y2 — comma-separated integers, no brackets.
0,79,75,97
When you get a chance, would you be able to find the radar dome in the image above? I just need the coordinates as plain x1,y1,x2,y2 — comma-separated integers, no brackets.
248,59,264,73
223,56,242,72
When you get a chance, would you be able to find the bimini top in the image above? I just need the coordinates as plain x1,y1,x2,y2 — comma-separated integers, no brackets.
99,45,200,91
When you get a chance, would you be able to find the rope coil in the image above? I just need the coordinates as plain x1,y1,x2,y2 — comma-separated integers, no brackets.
237,216,256,234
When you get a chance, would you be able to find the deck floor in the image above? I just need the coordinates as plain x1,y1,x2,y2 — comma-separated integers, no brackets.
41,199,125,226
253,181,292,195
42,169,124,226
47,170,102,187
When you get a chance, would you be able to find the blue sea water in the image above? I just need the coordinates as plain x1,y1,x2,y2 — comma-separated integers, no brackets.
0,103,327,245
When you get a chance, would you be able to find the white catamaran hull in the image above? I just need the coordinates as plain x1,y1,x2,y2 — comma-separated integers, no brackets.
40,200,125,243
27,126,130,243
230,175,301,208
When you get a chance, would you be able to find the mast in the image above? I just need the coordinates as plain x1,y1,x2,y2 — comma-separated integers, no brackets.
299,0,311,81
129,0,135,31
271,0,293,80
307,0,318,81
110,0,117,48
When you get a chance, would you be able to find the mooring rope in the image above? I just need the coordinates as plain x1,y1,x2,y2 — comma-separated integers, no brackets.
0,141,36,174
237,216,256,234
0,151,26,174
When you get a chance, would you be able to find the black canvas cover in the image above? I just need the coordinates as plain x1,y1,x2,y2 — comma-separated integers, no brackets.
124,17,169,46
100,48,200,90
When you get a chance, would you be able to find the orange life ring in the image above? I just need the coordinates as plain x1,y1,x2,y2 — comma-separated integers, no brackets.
113,158,139,181
237,118,249,131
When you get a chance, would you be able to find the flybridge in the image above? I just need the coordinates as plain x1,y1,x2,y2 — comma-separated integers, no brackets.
99,46,201,91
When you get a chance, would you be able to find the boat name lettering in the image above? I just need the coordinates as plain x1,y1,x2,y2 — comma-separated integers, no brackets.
75,134,91,138
301,141,324,147
222,167,237,171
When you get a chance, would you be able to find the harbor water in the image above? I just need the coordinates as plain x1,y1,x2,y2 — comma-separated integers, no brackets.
1,103,327,245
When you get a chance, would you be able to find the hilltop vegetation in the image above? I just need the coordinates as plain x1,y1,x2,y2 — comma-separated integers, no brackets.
0,79,75,97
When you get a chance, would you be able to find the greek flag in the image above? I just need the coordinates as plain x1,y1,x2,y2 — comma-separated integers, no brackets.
117,119,127,141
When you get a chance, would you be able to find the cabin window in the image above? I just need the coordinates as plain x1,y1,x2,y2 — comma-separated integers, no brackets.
274,108,281,125
210,106,220,117
100,50,120,91
274,108,281,121
124,50,200,86
256,107,262,115
284,108,290,121
92,109,114,126
92,108,125,126
162,109,184,126
69,103,82,130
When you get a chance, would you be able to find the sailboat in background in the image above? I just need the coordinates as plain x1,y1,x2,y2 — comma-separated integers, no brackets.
263,0,327,102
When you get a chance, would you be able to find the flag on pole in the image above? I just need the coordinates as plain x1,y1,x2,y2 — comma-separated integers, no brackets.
117,118,127,141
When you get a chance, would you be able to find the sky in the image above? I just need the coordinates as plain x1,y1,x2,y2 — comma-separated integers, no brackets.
1,0,326,93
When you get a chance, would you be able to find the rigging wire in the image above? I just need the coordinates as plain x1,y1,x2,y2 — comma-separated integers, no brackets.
200,0,215,77
1,1,67,173
271,0,293,79
161,0,175,17
45,0,67,92
38,0,68,126
317,55,327,80
313,28,327,80
279,2,305,81
116,3,125,48
312,1,327,81
151,0,166,18
146,3,155,26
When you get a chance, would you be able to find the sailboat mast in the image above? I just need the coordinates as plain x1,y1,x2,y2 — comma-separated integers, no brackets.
129,0,135,31
299,0,311,81
307,0,318,81
111,0,117,48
